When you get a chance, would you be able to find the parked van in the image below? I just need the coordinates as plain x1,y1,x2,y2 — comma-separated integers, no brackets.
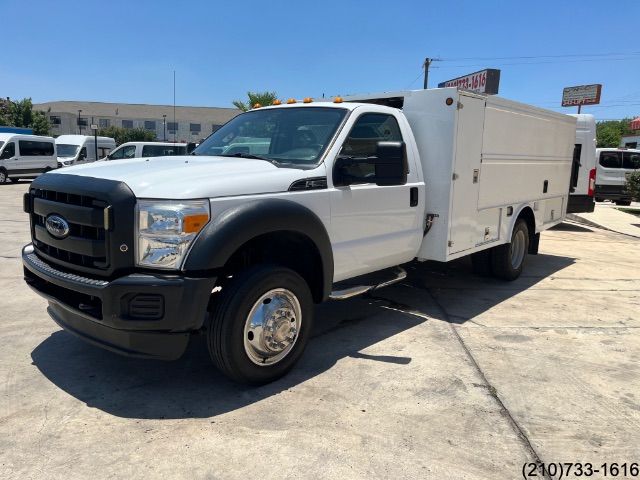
567,114,596,213
594,148,640,205
56,135,116,167
0,133,57,183
104,142,188,160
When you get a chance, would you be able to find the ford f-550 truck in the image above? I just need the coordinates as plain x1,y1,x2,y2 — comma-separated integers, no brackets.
22,88,576,384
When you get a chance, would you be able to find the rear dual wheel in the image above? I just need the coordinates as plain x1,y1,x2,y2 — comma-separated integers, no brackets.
472,219,529,281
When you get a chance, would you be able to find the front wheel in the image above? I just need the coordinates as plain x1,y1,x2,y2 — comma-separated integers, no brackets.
207,264,314,384
491,219,530,281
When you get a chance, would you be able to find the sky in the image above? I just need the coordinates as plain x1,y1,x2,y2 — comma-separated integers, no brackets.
1,0,639,121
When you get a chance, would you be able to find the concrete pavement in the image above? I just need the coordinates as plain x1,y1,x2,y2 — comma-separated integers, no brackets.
1,181,639,480
569,201,640,238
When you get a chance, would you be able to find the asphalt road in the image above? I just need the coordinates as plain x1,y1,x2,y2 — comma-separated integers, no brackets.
1,181,639,479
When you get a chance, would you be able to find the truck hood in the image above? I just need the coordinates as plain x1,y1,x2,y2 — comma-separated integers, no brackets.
49,156,324,198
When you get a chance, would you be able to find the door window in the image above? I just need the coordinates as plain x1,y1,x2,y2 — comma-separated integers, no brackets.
599,152,621,168
339,113,404,179
622,152,640,170
0,142,15,159
122,145,137,158
108,146,124,159
18,140,54,156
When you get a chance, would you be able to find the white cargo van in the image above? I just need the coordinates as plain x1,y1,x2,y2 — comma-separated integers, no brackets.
56,135,116,167
594,148,640,205
105,142,188,160
567,114,596,213
0,133,57,183
22,87,575,384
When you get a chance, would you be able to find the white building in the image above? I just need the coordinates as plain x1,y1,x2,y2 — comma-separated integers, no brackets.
35,100,240,142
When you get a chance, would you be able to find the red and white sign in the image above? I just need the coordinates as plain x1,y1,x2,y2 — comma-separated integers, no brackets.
438,69,500,95
561,84,602,107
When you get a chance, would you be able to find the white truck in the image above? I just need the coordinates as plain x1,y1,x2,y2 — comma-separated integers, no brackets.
22,88,575,384
56,135,116,167
567,114,597,213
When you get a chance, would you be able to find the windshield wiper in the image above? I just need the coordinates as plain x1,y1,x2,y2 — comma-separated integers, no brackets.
220,152,280,164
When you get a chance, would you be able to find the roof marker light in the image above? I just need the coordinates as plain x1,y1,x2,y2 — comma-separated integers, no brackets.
333,96,343,103
286,98,297,104
253,103,262,109
272,99,282,105
303,97,313,103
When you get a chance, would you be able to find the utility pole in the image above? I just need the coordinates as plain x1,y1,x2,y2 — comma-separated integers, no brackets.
77,109,83,135
423,58,432,89
163,114,167,142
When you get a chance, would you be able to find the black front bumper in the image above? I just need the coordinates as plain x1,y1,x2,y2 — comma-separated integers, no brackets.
23,244,217,360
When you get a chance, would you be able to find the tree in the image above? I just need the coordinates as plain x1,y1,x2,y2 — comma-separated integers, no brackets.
596,118,634,148
232,91,278,112
0,97,51,136
98,126,156,145
626,171,640,201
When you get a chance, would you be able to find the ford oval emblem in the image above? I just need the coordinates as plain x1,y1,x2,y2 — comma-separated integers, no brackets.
45,214,70,239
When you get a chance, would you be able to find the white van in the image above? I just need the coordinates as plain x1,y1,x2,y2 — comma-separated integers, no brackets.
104,141,188,160
567,114,596,213
56,135,116,167
0,133,57,183
595,148,640,205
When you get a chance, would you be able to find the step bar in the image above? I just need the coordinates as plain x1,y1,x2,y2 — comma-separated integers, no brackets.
329,267,407,300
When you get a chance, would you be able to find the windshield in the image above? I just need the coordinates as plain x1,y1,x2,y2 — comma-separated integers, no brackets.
57,144,80,158
193,106,348,167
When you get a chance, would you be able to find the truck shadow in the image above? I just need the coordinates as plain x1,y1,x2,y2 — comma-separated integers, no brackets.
30,252,574,420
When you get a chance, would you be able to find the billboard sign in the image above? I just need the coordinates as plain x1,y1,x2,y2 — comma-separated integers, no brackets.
438,69,500,95
562,84,602,107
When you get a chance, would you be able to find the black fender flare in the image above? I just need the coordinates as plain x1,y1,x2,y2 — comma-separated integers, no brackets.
184,198,334,301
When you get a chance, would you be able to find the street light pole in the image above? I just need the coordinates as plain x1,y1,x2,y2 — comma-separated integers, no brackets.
163,114,167,142
77,109,83,135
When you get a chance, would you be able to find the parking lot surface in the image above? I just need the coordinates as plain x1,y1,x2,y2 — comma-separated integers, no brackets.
1,181,639,479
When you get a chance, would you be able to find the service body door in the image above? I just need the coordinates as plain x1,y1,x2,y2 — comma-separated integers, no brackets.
329,108,423,281
449,94,486,254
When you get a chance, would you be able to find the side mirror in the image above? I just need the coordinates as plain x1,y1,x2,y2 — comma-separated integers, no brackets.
333,141,407,187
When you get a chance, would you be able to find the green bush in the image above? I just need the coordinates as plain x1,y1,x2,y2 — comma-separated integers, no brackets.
626,171,640,201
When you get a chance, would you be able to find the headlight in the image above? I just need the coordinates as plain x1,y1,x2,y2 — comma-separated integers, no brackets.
136,199,210,270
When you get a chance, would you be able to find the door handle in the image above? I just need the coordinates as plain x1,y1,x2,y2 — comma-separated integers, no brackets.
410,187,418,207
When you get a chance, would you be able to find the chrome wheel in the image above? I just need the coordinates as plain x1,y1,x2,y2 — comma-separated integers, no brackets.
243,288,302,366
510,229,526,269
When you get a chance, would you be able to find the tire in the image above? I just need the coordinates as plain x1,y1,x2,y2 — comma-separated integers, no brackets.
9,177,19,183
615,200,632,206
594,197,603,203
491,219,529,281
471,249,493,276
207,264,314,385
0,169,7,184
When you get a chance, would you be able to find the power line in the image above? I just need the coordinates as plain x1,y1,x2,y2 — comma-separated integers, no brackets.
442,51,640,61
433,56,640,69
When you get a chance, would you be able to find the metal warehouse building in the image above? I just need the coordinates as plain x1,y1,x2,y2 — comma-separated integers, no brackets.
34,101,240,142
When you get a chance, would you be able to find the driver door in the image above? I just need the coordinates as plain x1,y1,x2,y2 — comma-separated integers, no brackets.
329,111,422,281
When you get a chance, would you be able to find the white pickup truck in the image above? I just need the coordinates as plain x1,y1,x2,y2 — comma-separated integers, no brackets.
22,88,576,384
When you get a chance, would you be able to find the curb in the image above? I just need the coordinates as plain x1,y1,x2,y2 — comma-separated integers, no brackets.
566,213,640,240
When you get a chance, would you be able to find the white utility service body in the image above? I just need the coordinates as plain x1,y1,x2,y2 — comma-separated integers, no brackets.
345,88,575,264
22,87,576,384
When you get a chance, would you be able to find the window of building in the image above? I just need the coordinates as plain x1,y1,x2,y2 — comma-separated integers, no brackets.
77,117,88,127
144,120,156,130
49,116,61,125
122,120,134,129
99,118,110,128
167,122,178,131
190,123,201,133
19,140,55,156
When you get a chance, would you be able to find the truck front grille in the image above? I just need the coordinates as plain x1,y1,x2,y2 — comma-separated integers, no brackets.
30,187,109,271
